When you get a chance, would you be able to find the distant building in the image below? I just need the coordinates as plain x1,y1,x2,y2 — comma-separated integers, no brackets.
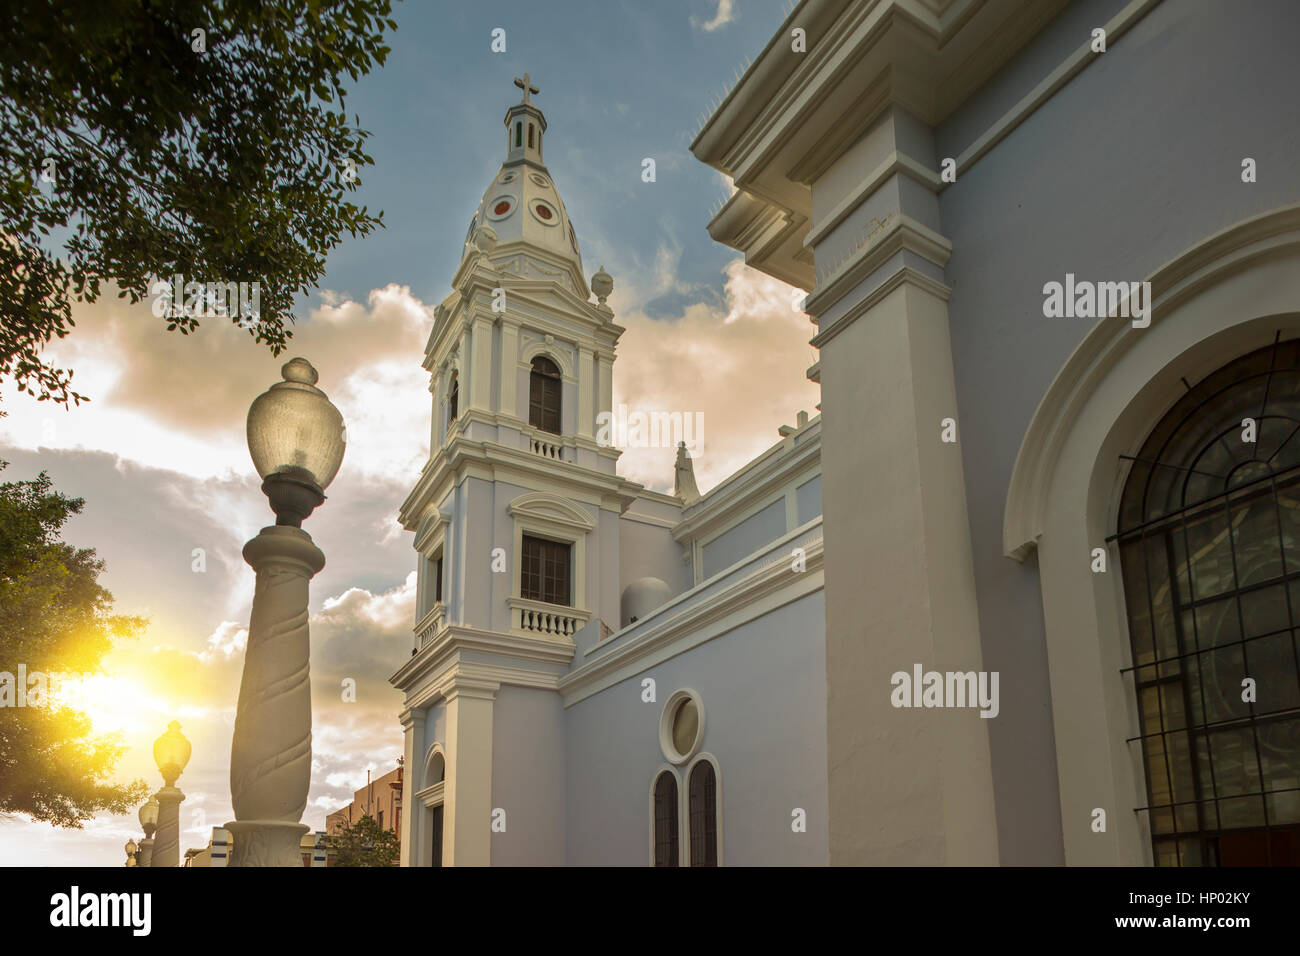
325,764,404,839
182,826,330,866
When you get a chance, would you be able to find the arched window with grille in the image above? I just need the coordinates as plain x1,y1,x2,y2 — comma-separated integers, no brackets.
1116,335,1300,866
652,771,678,867
687,759,719,866
529,355,562,434
447,374,459,428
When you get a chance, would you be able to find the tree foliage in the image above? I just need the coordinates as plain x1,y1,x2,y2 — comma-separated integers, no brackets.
0,462,148,826
0,0,395,405
323,813,399,867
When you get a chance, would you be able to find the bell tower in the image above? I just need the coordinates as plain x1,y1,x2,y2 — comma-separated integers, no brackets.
392,77,643,866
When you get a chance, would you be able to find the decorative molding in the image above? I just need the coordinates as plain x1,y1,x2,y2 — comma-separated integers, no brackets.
944,0,1163,190
1004,203,1300,560
563,529,825,704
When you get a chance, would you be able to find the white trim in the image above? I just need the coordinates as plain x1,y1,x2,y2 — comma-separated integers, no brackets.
422,743,446,791
1001,204,1300,865
659,688,705,765
519,341,574,379
1005,204,1300,560
944,0,1162,189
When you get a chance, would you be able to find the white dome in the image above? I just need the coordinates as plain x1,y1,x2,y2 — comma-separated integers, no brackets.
622,577,673,627
464,164,583,276
460,87,587,297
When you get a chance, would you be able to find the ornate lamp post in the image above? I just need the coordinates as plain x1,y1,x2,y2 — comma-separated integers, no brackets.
137,797,159,867
227,358,345,866
151,720,191,867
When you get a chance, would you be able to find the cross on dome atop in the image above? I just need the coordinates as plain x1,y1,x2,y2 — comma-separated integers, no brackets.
459,75,590,298
513,73,538,105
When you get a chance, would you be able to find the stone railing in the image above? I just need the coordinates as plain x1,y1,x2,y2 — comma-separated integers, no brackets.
414,602,447,647
507,597,590,639
525,429,566,461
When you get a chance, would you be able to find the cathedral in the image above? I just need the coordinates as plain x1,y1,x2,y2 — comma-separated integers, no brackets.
393,0,1300,867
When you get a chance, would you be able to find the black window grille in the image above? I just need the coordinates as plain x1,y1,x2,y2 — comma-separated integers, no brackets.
1115,334,1300,866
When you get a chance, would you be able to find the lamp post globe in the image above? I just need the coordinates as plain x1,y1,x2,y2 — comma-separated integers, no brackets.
137,796,159,867
228,358,345,866
149,722,189,867
246,357,347,526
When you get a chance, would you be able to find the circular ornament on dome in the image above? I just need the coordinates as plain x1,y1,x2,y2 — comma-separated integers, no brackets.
529,173,550,188
486,196,515,220
529,199,559,225
498,170,518,183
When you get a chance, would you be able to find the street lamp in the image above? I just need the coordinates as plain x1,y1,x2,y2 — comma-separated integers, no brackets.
137,797,159,867
150,720,190,867
227,358,345,866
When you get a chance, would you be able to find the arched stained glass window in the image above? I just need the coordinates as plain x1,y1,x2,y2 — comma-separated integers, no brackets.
1117,335,1300,866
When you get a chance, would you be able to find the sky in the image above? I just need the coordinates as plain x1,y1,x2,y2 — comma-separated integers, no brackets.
0,0,821,865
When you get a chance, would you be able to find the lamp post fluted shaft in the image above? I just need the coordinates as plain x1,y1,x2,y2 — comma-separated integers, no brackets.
226,526,324,865
151,787,184,867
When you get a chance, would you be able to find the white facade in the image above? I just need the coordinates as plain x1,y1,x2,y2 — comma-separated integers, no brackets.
394,0,1300,867
390,85,825,866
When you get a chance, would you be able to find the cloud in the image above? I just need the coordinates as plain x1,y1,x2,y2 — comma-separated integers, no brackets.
693,0,737,32
612,257,821,493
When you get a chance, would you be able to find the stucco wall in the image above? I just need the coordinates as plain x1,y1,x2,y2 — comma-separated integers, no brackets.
564,591,828,865
935,0,1300,864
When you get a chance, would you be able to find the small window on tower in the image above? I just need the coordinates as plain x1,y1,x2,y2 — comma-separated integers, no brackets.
521,534,571,607
528,123,534,149
529,356,562,434
447,376,459,426
515,122,522,148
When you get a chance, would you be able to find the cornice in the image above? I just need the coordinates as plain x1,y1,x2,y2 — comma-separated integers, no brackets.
672,421,821,544
390,623,575,699
804,212,951,317
561,531,825,704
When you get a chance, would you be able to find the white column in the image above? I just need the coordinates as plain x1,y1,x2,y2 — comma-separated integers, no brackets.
442,677,497,866
226,525,325,866
471,316,494,411
577,345,594,438
500,322,519,420
399,707,426,867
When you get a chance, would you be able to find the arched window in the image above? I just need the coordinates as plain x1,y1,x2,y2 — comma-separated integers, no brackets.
528,123,534,149
1117,335,1300,866
652,771,678,867
688,760,718,866
515,121,522,149
529,355,562,434
447,375,459,427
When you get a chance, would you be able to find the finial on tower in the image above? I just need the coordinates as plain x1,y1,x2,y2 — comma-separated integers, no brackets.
513,73,539,105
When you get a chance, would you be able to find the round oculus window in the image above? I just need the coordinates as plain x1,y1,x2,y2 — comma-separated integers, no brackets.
486,197,514,220
529,173,550,188
529,199,558,225
499,170,518,183
659,690,704,764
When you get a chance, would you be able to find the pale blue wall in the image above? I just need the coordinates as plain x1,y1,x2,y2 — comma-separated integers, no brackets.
935,0,1300,864
701,498,786,578
564,591,828,865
